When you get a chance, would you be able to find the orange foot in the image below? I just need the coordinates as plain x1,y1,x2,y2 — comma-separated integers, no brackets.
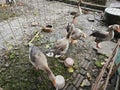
71,39,78,45
52,79,56,87
35,67,39,71
96,43,101,49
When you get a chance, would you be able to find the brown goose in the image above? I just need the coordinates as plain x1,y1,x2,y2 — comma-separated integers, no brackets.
71,0,83,24
90,24,120,48
29,45,56,87
46,24,73,58
113,24,120,42
66,23,86,44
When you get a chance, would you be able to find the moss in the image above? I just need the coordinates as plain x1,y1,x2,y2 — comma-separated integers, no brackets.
0,6,20,22
0,43,71,90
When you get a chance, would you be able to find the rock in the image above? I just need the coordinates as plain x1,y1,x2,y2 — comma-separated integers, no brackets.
75,75,84,88
0,87,3,90
5,63,9,67
93,58,97,61
66,85,74,90
73,74,81,85
95,61,103,68
63,83,69,90
87,73,92,81
81,60,89,70
31,21,39,27
87,16,95,22
80,68,87,75
72,72,77,78
85,62,91,70
73,87,76,90
93,41,116,57
80,79,90,87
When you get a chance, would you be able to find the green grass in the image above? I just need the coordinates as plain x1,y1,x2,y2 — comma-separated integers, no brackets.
0,6,20,22
0,43,71,90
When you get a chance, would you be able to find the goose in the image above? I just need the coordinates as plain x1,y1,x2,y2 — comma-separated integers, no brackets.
46,24,74,58
70,0,83,24
90,24,120,48
29,45,56,87
66,23,86,44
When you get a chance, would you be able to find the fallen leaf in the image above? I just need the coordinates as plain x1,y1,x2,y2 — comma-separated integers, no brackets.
80,79,90,87
45,45,50,49
7,46,13,50
9,53,15,59
40,34,44,38
95,61,103,68
101,62,105,65
35,35,39,38
87,73,92,80
33,11,38,16
68,67,74,73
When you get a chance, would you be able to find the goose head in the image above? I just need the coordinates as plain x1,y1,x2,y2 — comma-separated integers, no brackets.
66,23,75,33
108,24,120,32
48,73,56,87
81,33,87,38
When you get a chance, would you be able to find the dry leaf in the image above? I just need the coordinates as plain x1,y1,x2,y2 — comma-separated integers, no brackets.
7,46,13,50
87,73,92,81
68,67,74,73
40,34,44,38
45,45,50,49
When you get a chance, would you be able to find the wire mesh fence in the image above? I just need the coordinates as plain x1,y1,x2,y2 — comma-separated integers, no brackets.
0,0,109,51
0,0,75,50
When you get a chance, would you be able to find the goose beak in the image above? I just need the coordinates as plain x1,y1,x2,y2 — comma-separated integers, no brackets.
83,33,86,38
117,27,120,32
52,79,56,87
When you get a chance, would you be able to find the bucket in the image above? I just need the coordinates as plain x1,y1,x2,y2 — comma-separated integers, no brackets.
55,75,65,90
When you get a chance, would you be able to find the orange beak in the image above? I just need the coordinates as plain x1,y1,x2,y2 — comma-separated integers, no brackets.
83,33,86,38
117,28,120,32
52,79,56,87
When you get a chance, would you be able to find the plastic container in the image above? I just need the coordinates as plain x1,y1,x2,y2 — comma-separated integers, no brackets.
55,75,65,90
64,57,74,67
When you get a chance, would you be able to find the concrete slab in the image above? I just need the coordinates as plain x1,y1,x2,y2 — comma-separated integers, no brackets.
92,41,116,57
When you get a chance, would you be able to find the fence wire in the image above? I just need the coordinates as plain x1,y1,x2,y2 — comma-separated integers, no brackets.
0,0,108,51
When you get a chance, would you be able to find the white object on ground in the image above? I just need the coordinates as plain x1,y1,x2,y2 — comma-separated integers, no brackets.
64,57,74,67
55,75,65,89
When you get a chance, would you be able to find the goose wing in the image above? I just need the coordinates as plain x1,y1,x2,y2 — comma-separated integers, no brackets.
90,30,107,38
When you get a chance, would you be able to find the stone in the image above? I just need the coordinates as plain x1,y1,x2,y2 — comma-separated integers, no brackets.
93,58,97,61
66,85,74,90
72,87,76,90
81,60,89,69
79,60,85,67
62,83,69,90
72,72,77,78
92,41,116,57
73,74,81,85
79,88,83,90
80,68,87,75
80,79,91,87
87,16,95,22
75,75,84,88
5,63,9,67
85,62,91,70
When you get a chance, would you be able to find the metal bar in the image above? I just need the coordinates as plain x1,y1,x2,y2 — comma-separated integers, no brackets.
6,20,17,43
104,42,120,90
0,31,8,48
91,42,120,90
28,31,40,45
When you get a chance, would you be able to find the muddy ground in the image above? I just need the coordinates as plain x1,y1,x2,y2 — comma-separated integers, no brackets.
0,0,117,90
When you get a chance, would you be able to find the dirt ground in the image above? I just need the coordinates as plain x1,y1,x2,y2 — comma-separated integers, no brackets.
0,0,118,90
